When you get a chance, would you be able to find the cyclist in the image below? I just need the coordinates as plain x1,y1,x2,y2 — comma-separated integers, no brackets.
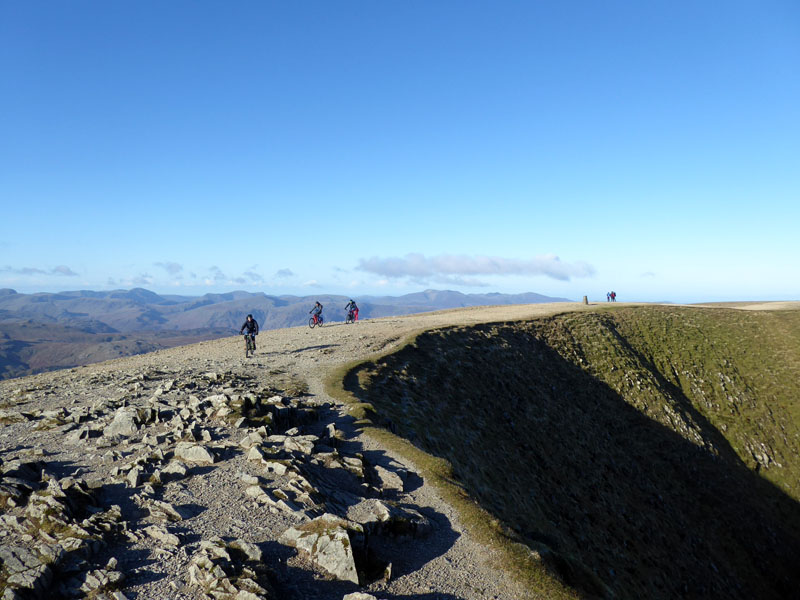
309,301,323,325
345,299,359,322
239,314,259,357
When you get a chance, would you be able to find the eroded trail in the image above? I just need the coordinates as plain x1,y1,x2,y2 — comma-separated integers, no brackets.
1,303,600,600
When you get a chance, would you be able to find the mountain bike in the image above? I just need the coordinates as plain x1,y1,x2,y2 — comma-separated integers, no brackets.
345,310,355,324
243,333,256,357
308,314,324,328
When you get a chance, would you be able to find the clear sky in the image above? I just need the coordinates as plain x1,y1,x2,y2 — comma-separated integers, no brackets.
2,1,798,303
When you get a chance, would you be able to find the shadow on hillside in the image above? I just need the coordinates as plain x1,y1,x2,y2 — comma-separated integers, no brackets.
343,324,800,600
0,339,33,379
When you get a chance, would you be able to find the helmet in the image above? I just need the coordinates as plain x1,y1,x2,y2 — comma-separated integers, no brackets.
247,314,253,318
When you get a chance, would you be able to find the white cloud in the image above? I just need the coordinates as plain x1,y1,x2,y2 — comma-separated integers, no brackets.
243,270,265,283
132,274,153,286
433,275,491,287
53,265,79,276
1,265,78,277
155,261,184,276
209,266,227,282
357,253,595,283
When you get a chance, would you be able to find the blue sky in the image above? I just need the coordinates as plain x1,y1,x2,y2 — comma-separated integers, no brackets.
2,1,798,303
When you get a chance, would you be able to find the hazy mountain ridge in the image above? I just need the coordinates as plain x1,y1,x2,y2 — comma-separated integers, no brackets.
0,287,571,379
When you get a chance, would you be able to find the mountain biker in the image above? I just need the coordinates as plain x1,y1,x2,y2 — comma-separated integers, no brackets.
240,314,259,336
239,314,259,357
309,302,323,324
345,299,359,321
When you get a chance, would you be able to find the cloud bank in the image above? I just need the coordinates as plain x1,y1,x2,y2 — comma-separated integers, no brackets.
1,265,78,277
357,253,595,284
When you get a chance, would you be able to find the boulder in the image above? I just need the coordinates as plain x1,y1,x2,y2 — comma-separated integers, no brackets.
103,408,139,437
0,545,53,596
247,446,266,462
186,537,271,599
206,393,229,408
239,432,264,450
174,442,215,465
126,467,142,488
141,498,183,522
263,461,288,476
0,409,31,423
283,435,317,455
229,539,262,562
371,465,404,494
143,524,180,547
347,499,432,539
279,514,359,584
160,461,187,481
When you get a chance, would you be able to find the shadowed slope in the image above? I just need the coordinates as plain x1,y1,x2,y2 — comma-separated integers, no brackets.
345,306,800,599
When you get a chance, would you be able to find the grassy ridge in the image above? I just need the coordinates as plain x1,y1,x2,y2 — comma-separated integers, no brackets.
341,306,800,600
575,306,800,496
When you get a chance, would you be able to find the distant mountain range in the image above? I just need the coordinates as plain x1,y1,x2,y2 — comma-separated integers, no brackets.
0,287,571,379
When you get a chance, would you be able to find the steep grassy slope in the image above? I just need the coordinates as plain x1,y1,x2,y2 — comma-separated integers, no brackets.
344,306,800,599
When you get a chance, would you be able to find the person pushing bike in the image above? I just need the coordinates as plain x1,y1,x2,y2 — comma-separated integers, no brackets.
345,299,359,323
239,314,259,358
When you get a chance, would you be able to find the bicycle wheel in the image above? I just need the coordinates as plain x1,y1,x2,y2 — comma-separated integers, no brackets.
308,317,316,329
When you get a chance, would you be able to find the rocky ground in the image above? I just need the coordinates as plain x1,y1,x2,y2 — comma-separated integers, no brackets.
0,303,599,600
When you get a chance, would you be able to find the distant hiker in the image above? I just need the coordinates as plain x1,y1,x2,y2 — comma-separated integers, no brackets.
611,291,617,302
607,292,610,302
239,314,259,358
309,301,323,325
345,299,359,322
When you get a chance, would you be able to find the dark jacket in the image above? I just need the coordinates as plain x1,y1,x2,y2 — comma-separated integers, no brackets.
240,318,259,335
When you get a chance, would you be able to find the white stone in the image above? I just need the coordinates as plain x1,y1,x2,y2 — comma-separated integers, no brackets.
174,442,215,465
